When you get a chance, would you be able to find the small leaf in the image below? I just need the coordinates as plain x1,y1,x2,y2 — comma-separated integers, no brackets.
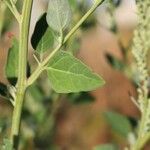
31,13,54,53
46,0,72,32
104,111,132,137
1,139,13,150
47,51,105,93
5,38,18,80
5,38,30,85
94,144,118,150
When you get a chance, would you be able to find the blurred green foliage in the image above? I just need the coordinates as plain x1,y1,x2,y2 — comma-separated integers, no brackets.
94,144,118,150
104,111,132,138
1,0,144,150
0,1,99,149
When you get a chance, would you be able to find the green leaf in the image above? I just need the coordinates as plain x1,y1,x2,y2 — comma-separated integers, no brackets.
5,38,30,85
31,13,54,53
1,139,13,150
47,51,105,93
5,38,18,84
94,144,118,150
104,111,132,137
46,0,72,32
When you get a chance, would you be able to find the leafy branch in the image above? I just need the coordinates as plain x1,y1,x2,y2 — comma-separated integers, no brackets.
27,0,105,86
2,0,105,149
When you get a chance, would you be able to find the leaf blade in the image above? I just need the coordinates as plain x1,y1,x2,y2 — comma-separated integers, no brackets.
46,0,72,32
5,38,19,84
31,13,54,54
5,38,30,85
104,111,132,137
47,51,105,93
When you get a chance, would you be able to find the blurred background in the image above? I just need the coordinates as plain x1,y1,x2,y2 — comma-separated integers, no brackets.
0,0,144,149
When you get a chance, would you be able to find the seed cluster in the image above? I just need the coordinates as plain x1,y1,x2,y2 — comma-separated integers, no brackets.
132,0,150,113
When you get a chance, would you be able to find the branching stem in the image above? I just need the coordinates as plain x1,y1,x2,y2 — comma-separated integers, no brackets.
5,0,105,149
10,1,33,149
27,0,105,86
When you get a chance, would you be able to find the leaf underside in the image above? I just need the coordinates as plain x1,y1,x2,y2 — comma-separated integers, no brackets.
46,0,72,32
5,38,18,84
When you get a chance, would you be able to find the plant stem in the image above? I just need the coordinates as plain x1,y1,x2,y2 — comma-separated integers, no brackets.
64,0,104,43
10,88,26,149
130,107,150,150
131,134,150,150
131,115,146,150
27,0,105,86
10,0,33,149
130,99,150,145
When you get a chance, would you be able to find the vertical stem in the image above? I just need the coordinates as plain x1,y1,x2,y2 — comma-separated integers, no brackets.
131,114,146,150
18,0,33,84
10,88,26,149
130,105,150,150
10,1,33,149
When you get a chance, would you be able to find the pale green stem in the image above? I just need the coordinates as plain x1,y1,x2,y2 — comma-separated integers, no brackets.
131,134,150,150
10,0,33,149
130,104,150,150
27,0,105,86
131,114,146,150
129,102,150,146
